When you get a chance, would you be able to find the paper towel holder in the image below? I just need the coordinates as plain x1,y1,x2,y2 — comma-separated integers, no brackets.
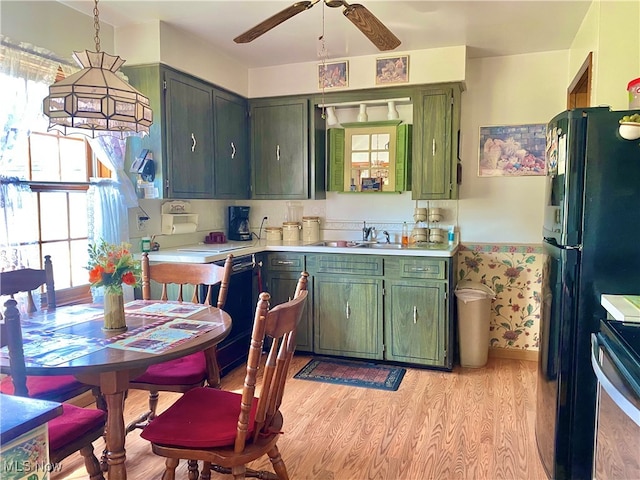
161,201,199,235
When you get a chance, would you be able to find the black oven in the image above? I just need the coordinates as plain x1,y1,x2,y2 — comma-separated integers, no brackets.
203,254,261,376
591,322,640,479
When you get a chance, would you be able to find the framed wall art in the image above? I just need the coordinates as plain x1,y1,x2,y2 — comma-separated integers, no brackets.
375,55,409,85
478,124,547,177
318,61,348,89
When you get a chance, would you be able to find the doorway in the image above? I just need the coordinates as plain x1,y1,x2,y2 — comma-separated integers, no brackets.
567,52,593,109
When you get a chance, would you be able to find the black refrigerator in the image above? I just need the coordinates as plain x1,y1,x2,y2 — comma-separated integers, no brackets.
536,106,640,479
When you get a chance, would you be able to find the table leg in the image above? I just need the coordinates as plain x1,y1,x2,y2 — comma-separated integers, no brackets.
104,390,127,480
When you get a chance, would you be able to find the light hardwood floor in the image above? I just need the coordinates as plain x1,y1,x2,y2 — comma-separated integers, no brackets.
51,355,548,480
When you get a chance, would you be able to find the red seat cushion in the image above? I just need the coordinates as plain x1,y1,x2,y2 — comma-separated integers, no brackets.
0,375,87,399
131,352,207,386
141,387,257,448
48,404,106,452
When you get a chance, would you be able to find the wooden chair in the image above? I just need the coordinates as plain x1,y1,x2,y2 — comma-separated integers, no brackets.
125,252,234,433
0,256,92,401
3,298,106,480
140,272,309,480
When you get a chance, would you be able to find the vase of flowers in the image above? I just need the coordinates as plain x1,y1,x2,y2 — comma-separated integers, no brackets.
88,241,141,331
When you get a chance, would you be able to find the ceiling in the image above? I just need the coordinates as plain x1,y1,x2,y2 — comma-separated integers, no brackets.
59,0,593,69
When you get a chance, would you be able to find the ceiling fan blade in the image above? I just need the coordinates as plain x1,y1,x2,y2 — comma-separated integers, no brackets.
343,3,401,51
234,1,317,44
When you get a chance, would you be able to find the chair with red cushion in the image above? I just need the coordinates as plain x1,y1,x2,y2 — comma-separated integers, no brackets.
3,297,106,480
140,271,309,480
0,256,92,402
125,252,233,433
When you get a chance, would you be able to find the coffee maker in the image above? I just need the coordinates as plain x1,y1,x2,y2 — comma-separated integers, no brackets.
228,206,251,241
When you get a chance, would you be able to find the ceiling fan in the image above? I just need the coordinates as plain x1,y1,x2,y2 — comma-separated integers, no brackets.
233,0,401,51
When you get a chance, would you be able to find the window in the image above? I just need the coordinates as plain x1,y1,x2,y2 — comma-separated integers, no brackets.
4,129,109,305
345,126,396,191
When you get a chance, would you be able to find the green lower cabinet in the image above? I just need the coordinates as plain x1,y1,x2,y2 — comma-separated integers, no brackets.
264,270,312,352
313,276,383,359
384,279,447,366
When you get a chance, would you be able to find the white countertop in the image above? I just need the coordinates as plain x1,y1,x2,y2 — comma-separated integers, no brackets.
143,239,459,264
601,294,640,323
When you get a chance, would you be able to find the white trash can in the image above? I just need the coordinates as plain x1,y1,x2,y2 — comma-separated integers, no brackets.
454,280,496,368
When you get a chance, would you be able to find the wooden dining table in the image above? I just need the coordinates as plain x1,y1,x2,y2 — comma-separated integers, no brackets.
0,300,232,480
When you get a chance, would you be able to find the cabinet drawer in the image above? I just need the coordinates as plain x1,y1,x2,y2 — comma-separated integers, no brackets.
385,257,446,280
267,253,305,271
307,254,383,276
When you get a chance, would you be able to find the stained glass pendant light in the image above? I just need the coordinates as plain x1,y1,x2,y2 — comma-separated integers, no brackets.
42,0,152,138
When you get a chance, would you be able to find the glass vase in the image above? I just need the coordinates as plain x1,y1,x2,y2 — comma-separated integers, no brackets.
103,291,127,331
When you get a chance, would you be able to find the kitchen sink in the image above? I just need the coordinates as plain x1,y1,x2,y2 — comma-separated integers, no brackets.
363,243,405,249
311,240,366,248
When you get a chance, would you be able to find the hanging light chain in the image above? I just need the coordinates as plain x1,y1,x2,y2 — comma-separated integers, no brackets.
93,0,101,52
319,1,327,119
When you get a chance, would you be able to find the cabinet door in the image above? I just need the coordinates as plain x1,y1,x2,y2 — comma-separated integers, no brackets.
213,89,249,199
251,99,308,199
164,69,214,199
412,88,453,199
264,271,312,352
384,279,447,366
313,276,383,359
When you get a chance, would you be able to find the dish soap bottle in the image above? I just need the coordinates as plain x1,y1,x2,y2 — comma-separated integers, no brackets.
401,222,409,246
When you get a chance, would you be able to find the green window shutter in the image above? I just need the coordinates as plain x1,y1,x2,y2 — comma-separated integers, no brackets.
395,124,412,191
328,128,345,192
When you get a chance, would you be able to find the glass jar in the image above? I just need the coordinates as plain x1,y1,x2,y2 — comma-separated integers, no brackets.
302,216,320,243
265,227,282,243
282,222,301,243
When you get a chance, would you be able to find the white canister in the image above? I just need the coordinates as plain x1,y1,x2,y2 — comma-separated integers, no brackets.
265,227,282,243
282,222,301,243
411,227,428,243
302,216,321,243
429,228,444,243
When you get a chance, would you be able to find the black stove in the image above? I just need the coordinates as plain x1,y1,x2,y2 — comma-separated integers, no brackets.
598,319,640,397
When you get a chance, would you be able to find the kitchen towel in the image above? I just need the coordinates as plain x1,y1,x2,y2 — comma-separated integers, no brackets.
171,222,197,234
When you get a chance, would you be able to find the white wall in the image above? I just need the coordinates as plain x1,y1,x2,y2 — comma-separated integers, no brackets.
575,0,640,109
116,21,249,96
1,0,114,55
457,51,570,244
248,45,467,98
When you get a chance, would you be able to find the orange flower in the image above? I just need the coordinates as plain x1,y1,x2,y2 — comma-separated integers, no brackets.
104,261,116,274
89,265,104,284
121,272,136,286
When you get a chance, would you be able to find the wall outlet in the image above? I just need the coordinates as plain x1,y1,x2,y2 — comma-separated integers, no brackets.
137,215,149,231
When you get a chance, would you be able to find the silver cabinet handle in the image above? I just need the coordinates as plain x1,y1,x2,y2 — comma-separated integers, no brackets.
276,144,280,161
191,133,196,152
409,267,432,273
346,301,350,319
432,138,436,156
413,306,418,324
231,142,236,159
276,260,293,265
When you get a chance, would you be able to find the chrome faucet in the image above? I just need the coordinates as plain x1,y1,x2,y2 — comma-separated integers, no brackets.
382,230,391,244
362,221,373,241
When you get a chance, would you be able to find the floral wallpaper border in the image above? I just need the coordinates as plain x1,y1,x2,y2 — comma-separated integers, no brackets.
457,244,543,352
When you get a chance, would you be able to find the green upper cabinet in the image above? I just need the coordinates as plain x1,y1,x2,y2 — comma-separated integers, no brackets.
123,64,251,200
164,69,214,198
250,96,325,200
123,64,214,199
412,85,462,200
328,122,412,192
213,89,249,199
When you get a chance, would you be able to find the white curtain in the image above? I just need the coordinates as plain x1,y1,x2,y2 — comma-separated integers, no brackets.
87,135,138,245
0,177,37,271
